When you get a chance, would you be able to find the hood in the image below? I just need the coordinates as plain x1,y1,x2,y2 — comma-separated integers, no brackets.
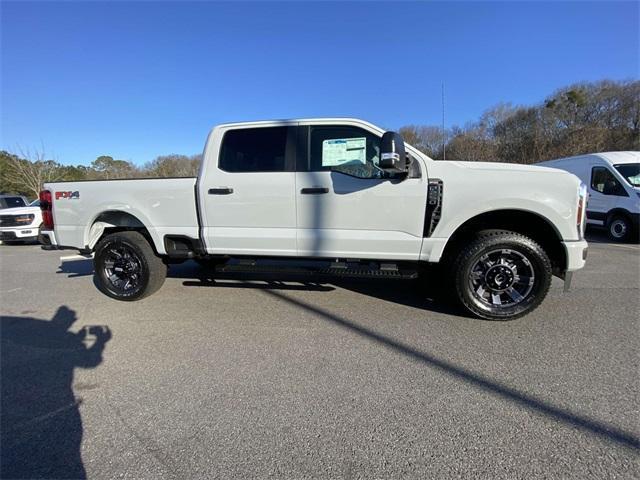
0,205,42,216
447,160,570,175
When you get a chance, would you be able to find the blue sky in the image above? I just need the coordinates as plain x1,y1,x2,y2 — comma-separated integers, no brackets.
1,1,638,165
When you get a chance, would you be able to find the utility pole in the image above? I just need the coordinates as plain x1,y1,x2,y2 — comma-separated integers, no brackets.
442,82,446,161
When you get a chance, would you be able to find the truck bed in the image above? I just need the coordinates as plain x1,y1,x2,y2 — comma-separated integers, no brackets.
44,177,199,254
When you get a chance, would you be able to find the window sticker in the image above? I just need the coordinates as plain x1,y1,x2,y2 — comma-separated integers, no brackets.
322,137,366,167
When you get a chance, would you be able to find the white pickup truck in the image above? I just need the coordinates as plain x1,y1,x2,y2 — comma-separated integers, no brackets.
40,118,588,320
0,197,43,243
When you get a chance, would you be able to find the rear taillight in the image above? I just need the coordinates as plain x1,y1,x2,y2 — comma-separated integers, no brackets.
39,190,54,230
577,183,588,239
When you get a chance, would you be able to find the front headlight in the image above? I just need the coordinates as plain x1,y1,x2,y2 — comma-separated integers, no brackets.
16,214,35,224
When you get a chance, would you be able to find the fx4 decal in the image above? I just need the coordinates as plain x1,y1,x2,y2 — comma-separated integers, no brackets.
56,191,80,200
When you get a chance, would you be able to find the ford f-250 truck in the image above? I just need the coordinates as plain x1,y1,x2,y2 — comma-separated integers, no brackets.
39,118,588,320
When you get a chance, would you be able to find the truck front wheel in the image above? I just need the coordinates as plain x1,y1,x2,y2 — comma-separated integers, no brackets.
452,230,552,320
94,231,167,301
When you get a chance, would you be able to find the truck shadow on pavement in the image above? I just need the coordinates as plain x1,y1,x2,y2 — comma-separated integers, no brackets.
57,258,457,314
0,307,111,479
175,262,458,315
57,257,94,278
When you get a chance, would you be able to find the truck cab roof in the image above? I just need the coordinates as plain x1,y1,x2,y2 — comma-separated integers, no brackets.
212,117,386,133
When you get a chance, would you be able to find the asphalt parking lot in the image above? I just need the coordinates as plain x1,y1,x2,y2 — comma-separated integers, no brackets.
1,232,638,479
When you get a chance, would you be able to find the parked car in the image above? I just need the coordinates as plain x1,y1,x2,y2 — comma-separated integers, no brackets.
537,152,639,241
39,118,588,320
0,196,43,243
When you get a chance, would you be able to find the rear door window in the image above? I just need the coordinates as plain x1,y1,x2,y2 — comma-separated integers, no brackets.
219,127,292,172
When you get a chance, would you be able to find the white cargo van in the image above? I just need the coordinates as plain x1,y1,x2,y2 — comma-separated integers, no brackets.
538,152,639,241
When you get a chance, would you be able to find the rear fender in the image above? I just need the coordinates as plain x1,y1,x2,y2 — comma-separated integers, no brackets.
85,209,164,254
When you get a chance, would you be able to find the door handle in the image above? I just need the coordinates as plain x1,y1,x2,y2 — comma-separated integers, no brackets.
300,187,329,194
208,187,234,195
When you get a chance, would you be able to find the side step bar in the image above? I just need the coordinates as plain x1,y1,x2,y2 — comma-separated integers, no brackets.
211,261,419,280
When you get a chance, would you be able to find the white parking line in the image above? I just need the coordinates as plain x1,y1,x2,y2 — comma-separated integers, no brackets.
589,242,640,251
60,254,93,262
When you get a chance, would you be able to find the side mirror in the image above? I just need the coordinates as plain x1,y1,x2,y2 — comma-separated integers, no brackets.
379,131,407,173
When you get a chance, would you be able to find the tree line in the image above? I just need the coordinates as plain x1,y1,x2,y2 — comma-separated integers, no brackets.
0,152,202,199
2,79,638,199
400,79,639,162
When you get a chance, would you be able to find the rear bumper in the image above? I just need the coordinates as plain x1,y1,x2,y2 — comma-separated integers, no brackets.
563,239,589,272
38,230,85,252
39,230,59,249
0,227,39,240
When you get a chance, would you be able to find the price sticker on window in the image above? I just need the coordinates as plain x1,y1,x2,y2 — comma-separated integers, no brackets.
322,137,366,167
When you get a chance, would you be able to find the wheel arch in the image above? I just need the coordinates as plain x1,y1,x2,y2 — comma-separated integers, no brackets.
440,209,568,276
87,210,162,254
605,208,634,224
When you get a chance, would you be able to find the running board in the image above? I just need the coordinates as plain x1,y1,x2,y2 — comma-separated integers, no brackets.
213,261,418,280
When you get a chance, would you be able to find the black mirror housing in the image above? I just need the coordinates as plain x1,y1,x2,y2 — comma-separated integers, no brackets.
379,131,407,173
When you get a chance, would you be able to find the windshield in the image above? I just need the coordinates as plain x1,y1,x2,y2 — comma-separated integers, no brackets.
30,199,40,207
0,197,26,209
614,163,640,187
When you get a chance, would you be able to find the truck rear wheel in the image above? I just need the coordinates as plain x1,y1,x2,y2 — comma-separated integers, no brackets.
94,231,167,301
452,230,552,320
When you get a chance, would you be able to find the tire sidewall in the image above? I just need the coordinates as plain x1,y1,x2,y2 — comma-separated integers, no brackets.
456,236,551,320
607,216,630,242
95,235,152,301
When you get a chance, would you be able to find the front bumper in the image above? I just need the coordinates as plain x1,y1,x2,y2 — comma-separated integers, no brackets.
563,239,589,272
0,227,39,240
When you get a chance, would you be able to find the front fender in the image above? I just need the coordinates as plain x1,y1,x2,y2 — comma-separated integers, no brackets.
436,198,572,240
419,162,581,262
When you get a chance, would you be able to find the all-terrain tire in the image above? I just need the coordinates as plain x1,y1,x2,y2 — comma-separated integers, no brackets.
94,231,167,301
451,230,552,321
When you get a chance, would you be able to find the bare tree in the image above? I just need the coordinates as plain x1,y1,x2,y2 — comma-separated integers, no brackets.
4,147,63,198
399,125,444,158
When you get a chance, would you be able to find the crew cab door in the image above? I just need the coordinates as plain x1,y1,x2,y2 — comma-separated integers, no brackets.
295,124,427,260
199,125,297,256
